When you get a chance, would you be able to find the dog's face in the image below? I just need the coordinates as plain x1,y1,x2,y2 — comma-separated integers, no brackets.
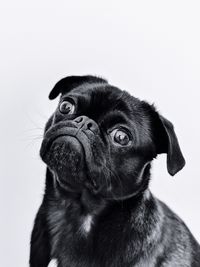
40,76,185,200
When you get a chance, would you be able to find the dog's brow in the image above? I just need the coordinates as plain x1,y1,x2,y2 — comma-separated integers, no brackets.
99,110,130,128
62,93,90,105
108,91,126,111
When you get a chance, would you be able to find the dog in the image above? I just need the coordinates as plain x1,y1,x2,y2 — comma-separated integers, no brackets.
30,75,200,267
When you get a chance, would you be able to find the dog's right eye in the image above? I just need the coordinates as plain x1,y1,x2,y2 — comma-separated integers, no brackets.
59,100,75,114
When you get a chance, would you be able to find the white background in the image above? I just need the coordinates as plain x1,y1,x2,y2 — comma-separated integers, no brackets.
0,1,200,266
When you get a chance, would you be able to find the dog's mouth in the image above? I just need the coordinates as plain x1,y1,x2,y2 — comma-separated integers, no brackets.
40,124,107,192
40,128,88,187
40,133,83,163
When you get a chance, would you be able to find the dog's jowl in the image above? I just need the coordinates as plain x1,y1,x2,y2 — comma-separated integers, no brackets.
30,76,200,267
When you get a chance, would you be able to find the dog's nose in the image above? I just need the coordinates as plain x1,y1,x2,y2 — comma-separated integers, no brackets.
73,116,99,134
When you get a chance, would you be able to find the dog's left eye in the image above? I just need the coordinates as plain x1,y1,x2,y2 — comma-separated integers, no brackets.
110,129,131,146
59,100,75,114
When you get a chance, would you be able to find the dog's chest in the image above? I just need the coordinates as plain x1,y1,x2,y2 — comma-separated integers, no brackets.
47,200,127,266
47,202,93,252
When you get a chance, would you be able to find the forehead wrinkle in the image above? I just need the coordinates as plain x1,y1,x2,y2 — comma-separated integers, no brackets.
64,93,90,102
93,90,129,112
61,82,107,101
71,83,107,95
99,110,129,124
99,110,137,136
61,83,110,109
63,83,125,107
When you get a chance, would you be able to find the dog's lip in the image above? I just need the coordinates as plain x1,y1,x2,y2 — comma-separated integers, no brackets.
40,126,99,189
40,125,107,194
40,127,86,159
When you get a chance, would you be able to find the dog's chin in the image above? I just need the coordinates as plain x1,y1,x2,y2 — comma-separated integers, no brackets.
41,135,87,187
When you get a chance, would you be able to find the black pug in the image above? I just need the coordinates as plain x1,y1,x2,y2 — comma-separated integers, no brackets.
30,76,200,267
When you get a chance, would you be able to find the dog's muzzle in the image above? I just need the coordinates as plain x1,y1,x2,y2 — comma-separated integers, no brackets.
40,116,102,188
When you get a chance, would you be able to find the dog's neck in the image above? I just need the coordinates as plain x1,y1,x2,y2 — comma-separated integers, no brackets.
45,165,150,211
45,167,153,237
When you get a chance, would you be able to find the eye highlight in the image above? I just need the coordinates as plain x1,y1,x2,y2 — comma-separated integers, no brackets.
59,100,75,114
110,128,131,146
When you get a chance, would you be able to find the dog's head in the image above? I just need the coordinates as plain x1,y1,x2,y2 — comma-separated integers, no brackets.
40,75,185,200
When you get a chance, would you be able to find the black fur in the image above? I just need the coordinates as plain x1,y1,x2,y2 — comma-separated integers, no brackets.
30,76,200,267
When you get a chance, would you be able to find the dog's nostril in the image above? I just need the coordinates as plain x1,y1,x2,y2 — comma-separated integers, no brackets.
87,122,93,129
75,117,83,123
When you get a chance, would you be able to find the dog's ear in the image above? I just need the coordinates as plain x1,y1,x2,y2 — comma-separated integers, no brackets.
49,75,108,100
153,113,185,176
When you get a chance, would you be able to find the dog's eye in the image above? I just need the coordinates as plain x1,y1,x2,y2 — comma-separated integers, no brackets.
110,129,130,146
59,100,75,114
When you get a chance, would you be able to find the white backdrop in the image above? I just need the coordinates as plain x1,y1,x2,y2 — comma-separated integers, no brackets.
0,1,200,266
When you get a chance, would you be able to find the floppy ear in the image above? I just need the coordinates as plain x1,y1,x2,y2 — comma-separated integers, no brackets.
49,75,107,100
154,114,185,176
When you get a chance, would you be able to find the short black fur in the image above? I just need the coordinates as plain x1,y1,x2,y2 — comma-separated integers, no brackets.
30,75,200,267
